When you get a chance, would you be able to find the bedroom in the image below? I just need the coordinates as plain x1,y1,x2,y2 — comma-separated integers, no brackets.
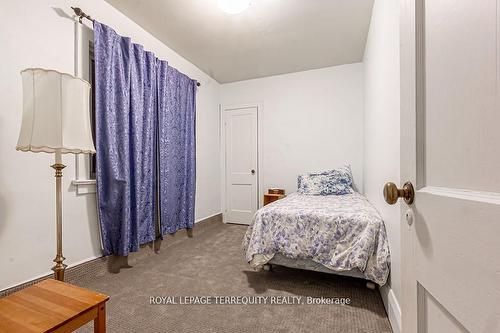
0,1,498,333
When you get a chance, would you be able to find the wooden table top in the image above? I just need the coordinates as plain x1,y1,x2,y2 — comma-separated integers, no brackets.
0,279,109,333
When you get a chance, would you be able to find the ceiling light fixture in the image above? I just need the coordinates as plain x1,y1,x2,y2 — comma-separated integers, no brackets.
217,0,250,14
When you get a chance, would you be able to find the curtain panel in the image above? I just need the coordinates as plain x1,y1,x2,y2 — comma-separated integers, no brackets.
94,21,196,256
157,64,196,234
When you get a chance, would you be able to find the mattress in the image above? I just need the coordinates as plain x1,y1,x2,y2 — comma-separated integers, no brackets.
243,192,390,285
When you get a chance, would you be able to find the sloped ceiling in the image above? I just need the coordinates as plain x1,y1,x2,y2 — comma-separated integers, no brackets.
105,0,374,83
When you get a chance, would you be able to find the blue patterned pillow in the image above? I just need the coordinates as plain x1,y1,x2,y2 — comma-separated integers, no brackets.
298,166,354,195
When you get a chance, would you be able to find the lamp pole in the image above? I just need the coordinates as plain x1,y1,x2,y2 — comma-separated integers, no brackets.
51,150,67,281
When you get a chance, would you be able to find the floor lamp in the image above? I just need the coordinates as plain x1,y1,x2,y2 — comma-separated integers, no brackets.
16,68,96,281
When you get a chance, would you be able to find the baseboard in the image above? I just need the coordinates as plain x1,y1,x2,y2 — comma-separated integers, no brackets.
380,285,401,333
195,212,222,224
0,213,223,297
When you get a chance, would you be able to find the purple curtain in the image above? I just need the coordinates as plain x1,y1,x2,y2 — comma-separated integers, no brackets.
157,64,196,234
94,21,196,256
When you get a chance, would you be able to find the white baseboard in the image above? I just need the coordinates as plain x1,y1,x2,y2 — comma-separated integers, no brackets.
380,285,401,333
195,212,222,224
1,254,101,292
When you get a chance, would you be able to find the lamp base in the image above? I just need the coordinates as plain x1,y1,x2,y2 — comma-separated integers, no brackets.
52,254,67,281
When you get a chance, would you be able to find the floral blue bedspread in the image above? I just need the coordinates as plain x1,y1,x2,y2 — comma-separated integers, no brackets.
243,192,390,285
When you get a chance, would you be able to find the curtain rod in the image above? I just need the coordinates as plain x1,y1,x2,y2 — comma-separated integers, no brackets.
71,7,201,87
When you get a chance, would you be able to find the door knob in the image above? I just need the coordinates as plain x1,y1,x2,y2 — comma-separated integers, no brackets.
383,181,415,205
251,169,255,175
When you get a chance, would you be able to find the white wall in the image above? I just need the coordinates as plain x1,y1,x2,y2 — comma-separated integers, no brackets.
0,0,221,291
363,0,401,332
221,64,364,202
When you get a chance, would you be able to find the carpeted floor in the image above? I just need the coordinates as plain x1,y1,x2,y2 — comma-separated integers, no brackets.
75,221,392,333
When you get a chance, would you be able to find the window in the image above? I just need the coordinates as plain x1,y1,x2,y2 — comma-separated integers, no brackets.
71,40,97,194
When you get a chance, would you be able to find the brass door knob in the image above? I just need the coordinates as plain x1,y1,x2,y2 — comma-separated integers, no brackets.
383,181,415,205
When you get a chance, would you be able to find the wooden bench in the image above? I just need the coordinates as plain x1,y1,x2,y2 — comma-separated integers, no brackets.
0,279,109,333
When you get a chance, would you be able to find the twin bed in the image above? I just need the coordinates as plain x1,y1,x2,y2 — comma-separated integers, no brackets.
243,189,390,287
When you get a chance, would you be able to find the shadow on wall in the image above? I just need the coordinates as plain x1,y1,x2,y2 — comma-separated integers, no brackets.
51,7,74,22
414,205,433,258
0,193,7,240
0,112,10,246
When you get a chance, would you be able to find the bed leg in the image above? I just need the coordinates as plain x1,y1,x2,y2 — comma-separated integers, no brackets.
365,281,376,290
263,264,272,271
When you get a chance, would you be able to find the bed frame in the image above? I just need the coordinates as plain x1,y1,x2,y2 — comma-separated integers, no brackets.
264,254,377,290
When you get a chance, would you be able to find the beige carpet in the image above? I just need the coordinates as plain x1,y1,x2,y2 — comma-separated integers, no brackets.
75,221,392,333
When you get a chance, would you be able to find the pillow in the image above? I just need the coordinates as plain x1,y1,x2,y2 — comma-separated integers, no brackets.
297,165,354,195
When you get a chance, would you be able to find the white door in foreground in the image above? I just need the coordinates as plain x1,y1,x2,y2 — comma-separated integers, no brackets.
224,107,258,225
398,0,500,332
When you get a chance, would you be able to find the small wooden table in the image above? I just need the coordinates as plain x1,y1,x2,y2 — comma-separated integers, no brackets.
0,279,109,333
263,189,286,206
263,193,286,206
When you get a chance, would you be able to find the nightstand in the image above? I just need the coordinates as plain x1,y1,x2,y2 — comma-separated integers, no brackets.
263,189,285,206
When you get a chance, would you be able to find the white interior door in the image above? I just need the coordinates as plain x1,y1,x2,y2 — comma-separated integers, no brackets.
224,107,258,225
399,0,500,332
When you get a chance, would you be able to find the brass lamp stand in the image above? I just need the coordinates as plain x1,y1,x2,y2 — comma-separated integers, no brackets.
16,68,95,283
51,151,67,281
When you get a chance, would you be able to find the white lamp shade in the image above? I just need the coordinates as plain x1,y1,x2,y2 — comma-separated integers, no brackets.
16,68,96,154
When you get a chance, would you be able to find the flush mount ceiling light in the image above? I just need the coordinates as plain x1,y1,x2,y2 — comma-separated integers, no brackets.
217,0,250,14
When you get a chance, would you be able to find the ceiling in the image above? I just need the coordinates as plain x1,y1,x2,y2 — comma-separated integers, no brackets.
105,0,374,83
